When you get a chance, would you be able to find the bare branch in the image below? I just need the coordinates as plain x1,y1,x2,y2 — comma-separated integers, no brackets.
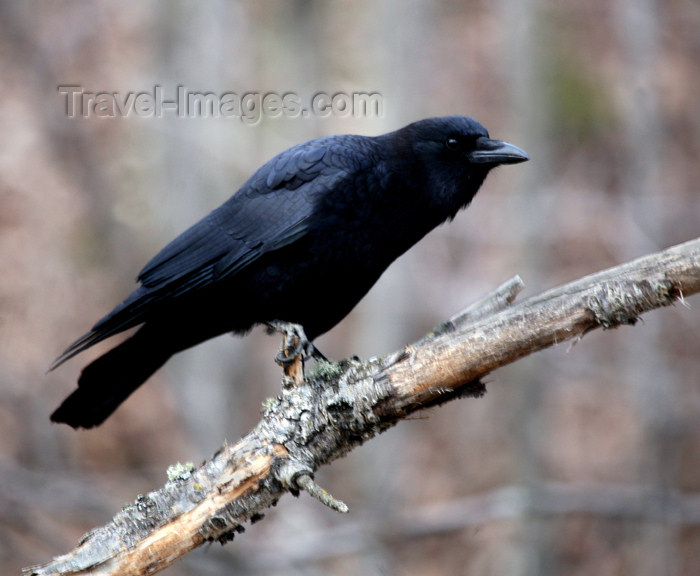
25,237,700,576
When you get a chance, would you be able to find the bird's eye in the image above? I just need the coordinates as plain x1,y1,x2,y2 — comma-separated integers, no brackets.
445,138,460,151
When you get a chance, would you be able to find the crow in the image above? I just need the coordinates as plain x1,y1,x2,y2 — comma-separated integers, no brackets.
50,116,528,428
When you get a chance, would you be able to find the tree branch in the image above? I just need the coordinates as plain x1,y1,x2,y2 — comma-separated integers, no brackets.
25,237,700,576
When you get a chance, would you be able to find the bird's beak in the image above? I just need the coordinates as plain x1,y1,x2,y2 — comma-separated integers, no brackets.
469,138,529,165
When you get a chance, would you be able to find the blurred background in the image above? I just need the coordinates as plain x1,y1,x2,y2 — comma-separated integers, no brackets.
1,1,699,575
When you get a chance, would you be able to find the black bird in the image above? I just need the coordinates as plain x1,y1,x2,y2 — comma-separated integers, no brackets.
50,116,528,428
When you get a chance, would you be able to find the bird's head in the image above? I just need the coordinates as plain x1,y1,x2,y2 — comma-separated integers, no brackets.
390,116,529,219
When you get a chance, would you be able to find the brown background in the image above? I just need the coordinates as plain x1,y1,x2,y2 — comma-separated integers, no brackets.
1,1,699,575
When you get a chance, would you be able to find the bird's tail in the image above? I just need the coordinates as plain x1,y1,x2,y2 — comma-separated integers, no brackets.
50,325,171,429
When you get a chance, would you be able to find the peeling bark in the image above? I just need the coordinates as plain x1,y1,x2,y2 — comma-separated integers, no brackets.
25,237,700,576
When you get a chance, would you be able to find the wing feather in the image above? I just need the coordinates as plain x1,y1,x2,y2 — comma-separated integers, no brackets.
51,135,374,368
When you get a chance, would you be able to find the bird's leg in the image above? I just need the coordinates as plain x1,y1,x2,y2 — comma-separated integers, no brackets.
265,321,320,363
265,321,325,386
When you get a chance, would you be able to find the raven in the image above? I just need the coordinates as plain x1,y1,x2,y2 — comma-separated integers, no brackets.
50,116,528,428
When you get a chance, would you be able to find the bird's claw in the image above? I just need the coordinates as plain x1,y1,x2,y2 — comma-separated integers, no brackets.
266,321,323,367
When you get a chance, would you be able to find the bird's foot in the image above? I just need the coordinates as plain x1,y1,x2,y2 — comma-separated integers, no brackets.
266,321,325,386
265,321,322,364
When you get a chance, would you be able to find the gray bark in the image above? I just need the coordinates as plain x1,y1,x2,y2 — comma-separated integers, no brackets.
25,237,700,576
